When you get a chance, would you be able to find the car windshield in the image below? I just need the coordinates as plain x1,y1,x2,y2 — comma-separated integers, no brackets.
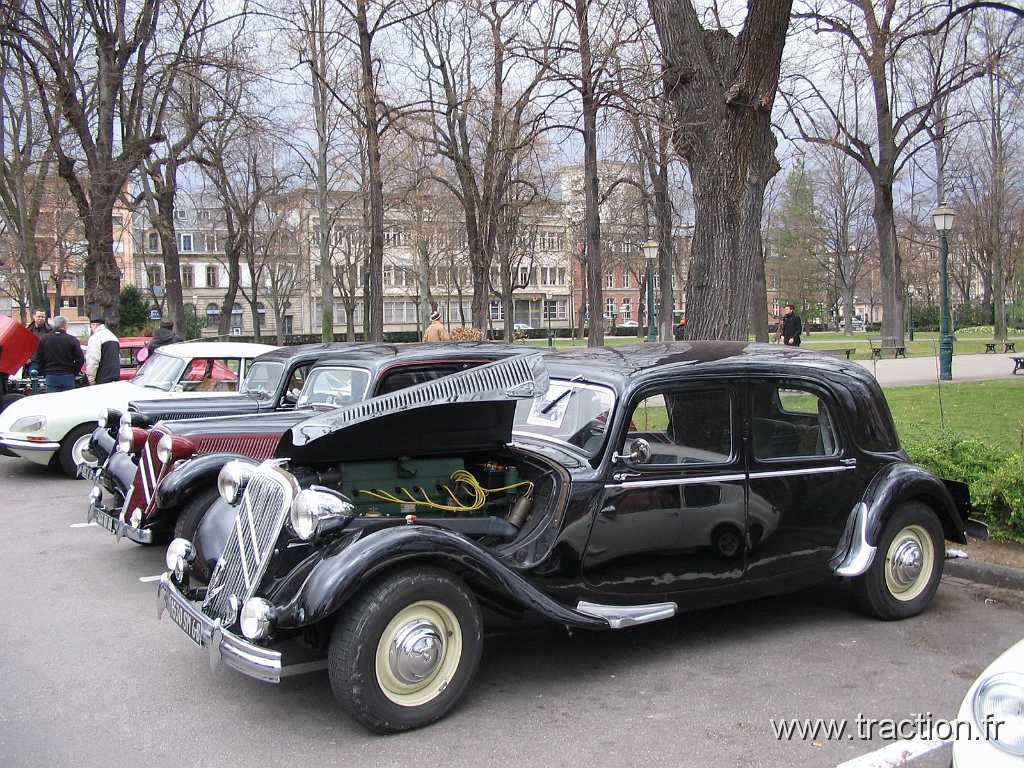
130,352,185,390
296,366,371,408
513,379,616,457
239,361,285,400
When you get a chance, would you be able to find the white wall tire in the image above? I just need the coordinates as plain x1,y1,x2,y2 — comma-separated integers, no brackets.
58,424,97,478
328,567,482,733
855,502,944,620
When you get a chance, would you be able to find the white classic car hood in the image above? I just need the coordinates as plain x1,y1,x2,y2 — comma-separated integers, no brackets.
0,380,234,438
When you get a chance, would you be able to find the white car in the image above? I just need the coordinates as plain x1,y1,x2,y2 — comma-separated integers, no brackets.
619,320,639,328
954,636,1024,766
0,341,276,477
512,323,533,331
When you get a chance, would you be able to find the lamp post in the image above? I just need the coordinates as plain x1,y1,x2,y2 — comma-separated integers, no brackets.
642,240,658,342
932,203,955,381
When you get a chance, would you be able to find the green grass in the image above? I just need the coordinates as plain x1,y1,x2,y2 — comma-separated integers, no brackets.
884,379,1024,450
521,330,1023,358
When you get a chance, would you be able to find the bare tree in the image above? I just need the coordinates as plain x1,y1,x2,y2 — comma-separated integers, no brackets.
1,0,215,325
649,0,793,341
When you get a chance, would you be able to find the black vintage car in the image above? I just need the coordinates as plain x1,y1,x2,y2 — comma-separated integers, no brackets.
157,343,981,733
90,343,527,544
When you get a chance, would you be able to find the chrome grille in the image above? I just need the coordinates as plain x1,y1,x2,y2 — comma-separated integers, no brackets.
202,462,295,625
293,353,548,445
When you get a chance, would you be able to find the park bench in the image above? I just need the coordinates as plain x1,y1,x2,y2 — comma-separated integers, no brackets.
818,348,857,360
868,337,907,360
985,342,1017,354
1013,356,1023,375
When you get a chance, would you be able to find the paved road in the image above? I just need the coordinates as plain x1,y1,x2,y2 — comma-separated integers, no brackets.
857,352,1021,387
2,456,1023,768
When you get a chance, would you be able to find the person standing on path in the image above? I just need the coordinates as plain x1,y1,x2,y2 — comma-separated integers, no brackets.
146,320,182,354
24,308,52,376
779,304,802,347
36,316,85,392
86,317,120,384
423,309,450,342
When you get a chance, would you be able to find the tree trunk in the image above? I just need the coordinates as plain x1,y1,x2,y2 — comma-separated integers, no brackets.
152,176,186,336
653,168,675,341
871,182,904,340
218,246,241,336
577,0,603,348
356,0,384,342
750,236,769,342
650,0,790,341
82,205,121,327
417,238,432,338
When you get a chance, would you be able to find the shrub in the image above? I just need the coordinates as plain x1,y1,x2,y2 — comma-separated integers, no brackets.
117,286,150,332
450,326,483,342
902,432,1024,543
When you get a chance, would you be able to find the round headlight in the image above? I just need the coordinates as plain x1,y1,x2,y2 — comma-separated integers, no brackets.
165,537,194,581
157,434,174,463
116,424,134,453
217,461,252,505
240,597,272,640
289,488,353,541
11,415,46,433
974,672,1024,755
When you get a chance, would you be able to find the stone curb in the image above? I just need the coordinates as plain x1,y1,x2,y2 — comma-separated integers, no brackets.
946,557,1024,592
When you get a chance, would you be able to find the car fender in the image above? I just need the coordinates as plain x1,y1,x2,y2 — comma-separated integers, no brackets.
156,452,257,510
89,426,115,466
833,462,967,578
102,450,137,497
271,525,609,631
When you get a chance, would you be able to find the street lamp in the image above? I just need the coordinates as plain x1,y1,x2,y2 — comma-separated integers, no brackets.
932,203,956,381
642,240,658,342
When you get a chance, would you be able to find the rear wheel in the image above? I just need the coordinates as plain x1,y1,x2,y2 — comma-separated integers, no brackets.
173,485,220,541
328,567,483,733
58,424,97,478
854,502,944,620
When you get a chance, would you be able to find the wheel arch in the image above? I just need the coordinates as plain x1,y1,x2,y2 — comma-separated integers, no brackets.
155,452,256,510
861,463,967,547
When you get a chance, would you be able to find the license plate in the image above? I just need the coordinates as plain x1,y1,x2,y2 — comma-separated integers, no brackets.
95,508,118,534
168,599,205,647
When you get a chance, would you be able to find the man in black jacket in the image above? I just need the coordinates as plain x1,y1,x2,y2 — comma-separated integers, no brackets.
146,320,182,354
37,316,85,392
24,308,52,376
779,304,802,347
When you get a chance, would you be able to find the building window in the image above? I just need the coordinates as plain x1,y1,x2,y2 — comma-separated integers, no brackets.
384,228,409,248
205,265,218,288
147,232,159,252
772,298,780,315
231,303,243,332
174,208,187,221
199,210,211,221
622,271,631,289
178,233,193,252
621,297,632,319
204,233,217,252
489,299,504,320
205,302,220,328
281,316,293,335
605,297,615,318
146,266,164,288
606,272,614,289
181,265,194,288
540,231,562,251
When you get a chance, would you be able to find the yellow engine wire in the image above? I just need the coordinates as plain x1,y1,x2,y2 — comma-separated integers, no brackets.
356,470,534,513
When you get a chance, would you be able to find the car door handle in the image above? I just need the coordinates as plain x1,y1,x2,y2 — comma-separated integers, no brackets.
612,471,643,482
840,458,857,468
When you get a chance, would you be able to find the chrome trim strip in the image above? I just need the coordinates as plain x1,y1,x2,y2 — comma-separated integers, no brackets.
90,503,155,543
157,574,281,683
576,600,677,629
833,502,876,577
0,436,61,451
604,464,855,490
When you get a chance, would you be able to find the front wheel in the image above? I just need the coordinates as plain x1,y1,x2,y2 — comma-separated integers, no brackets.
58,424,97,478
854,502,944,620
173,485,220,541
328,567,483,733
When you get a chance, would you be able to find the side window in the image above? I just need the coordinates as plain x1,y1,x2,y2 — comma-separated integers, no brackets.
376,363,475,395
625,388,733,465
284,364,309,394
180,358,241,392
751,382,837,460
119,347,138,368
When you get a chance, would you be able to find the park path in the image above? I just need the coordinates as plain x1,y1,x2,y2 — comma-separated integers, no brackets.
857,352,1020,387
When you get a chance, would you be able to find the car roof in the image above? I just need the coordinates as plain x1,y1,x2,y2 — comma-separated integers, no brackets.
544,342,876,390
310,342,531,371
153,341,279,359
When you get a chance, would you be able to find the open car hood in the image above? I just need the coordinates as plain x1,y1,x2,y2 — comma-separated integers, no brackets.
278,354,548,464
0,316,38,375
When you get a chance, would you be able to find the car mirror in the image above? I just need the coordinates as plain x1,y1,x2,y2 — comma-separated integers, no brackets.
614,438,651,466
283,388,300,405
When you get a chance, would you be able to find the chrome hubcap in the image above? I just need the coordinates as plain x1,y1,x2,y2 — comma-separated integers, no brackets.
389,619,444,685
889,539,923,587
73,434,97,468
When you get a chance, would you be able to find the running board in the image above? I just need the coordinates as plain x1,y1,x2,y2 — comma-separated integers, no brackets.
576,601,677,629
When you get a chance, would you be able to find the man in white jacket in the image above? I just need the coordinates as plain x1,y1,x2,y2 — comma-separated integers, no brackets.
86,317,121,384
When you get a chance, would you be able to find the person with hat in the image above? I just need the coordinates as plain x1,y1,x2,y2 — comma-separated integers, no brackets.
24,308,52,376
423,308,450,342
36,316,85,392
86,316,121,384
146,319,182,354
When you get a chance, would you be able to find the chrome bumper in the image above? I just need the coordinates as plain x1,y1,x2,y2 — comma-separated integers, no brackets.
0,435,61,452
87,493,154,544
156,573,282,684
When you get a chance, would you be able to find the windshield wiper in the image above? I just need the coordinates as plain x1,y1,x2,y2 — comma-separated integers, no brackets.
540,388,573,415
